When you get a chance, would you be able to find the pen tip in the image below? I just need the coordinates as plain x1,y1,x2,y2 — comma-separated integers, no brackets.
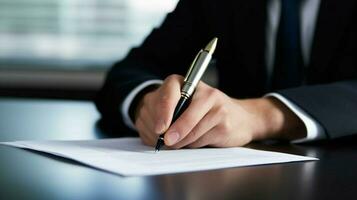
204,37,218,54
154,137,164,152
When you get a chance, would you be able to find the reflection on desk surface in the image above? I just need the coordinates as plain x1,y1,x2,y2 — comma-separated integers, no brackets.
0,98,356,200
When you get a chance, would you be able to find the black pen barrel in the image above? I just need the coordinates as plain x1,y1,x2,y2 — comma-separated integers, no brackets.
155,96,191,151
171,96,191,123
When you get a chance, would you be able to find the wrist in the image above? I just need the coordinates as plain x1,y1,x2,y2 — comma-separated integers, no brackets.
260,97,306,140
239,97,306,141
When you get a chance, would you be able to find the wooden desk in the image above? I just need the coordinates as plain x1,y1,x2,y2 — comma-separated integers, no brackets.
0,98,355,200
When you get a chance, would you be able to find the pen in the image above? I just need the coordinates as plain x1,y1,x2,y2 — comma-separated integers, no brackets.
155,37,218,152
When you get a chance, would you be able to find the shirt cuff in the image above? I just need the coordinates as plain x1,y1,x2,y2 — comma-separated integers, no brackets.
265,93,326,143
121,79,163,130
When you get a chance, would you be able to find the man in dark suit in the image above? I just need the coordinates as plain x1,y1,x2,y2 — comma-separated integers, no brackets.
95,0,357,148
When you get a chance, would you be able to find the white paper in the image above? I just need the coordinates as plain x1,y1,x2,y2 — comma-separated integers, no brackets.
1,138,318,176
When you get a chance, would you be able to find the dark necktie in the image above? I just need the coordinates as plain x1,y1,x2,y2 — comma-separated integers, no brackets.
271,0,303,90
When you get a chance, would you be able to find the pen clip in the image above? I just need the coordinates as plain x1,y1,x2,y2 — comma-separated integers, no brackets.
184,50,202,82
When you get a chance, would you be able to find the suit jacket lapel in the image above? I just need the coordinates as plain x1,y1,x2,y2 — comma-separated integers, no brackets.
309,0,356,81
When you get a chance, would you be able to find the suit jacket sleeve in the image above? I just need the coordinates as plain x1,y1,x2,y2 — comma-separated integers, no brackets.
278,10,357,139
95,0,209,135
278,80,357,139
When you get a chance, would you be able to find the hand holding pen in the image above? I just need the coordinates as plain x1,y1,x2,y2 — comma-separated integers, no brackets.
155,38,218,151
132,38,217,150
134,37,305,151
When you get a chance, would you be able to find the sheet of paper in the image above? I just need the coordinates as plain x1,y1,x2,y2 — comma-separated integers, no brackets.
1,138,317,176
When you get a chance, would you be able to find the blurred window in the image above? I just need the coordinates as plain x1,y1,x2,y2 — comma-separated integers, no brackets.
0,0,178,70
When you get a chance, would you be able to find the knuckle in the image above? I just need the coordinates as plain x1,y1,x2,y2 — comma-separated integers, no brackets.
207,88,220,98
216,105,229,116
206,88,224,103
218,120,232,133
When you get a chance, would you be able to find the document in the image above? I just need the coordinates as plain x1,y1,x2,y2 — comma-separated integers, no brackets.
1,138,317,176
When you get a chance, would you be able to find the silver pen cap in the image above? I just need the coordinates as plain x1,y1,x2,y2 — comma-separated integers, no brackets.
182,37,218,98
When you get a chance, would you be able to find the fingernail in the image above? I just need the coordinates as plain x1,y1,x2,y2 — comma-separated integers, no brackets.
155,119,166,133
166,131,180,145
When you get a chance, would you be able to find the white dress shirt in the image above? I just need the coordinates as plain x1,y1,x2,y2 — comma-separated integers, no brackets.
121,0,325,142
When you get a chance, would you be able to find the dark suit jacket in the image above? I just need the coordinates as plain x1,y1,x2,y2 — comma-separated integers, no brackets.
95,0,357,139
